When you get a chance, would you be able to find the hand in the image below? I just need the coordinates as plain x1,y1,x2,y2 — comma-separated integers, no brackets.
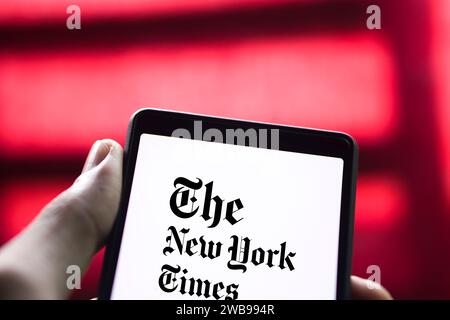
0,139,123,299
0,139,392,299
351,275,392,299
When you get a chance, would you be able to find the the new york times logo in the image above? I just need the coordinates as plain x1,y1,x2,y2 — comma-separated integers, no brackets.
159,177,296,300
171,121,279,150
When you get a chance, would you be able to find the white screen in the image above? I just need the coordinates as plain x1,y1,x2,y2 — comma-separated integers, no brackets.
111,133,344,300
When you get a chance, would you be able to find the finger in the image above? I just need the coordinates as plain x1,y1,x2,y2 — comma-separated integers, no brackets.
351,275,393,300
0,139,123,299
82,140,114,173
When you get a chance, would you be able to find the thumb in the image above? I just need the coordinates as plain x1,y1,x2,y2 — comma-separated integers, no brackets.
0,139,123,299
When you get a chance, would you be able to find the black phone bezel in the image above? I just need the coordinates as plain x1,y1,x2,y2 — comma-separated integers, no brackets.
98,108,358,300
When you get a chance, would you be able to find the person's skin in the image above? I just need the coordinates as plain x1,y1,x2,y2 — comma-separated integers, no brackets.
0,139,393,300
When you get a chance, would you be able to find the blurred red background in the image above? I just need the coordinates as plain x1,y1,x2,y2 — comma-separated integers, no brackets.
0,0,449,299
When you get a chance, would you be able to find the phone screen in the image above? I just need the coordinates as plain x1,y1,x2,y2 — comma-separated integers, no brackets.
110,133,344,300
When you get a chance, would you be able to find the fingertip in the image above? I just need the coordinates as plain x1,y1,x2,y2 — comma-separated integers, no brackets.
99,139,123,153
82,139,123,174
351,275,393,300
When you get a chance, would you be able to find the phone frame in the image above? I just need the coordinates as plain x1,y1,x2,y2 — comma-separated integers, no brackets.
98,108,358,300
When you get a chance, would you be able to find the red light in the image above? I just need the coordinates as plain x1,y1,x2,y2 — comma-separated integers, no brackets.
431,0,450,204
0,34,396,157
71,249,105,300
0,0,309,26
355,175,408,230
0,178,71,243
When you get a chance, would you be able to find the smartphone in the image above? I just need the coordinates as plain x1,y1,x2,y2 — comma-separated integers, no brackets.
99,108,358,300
